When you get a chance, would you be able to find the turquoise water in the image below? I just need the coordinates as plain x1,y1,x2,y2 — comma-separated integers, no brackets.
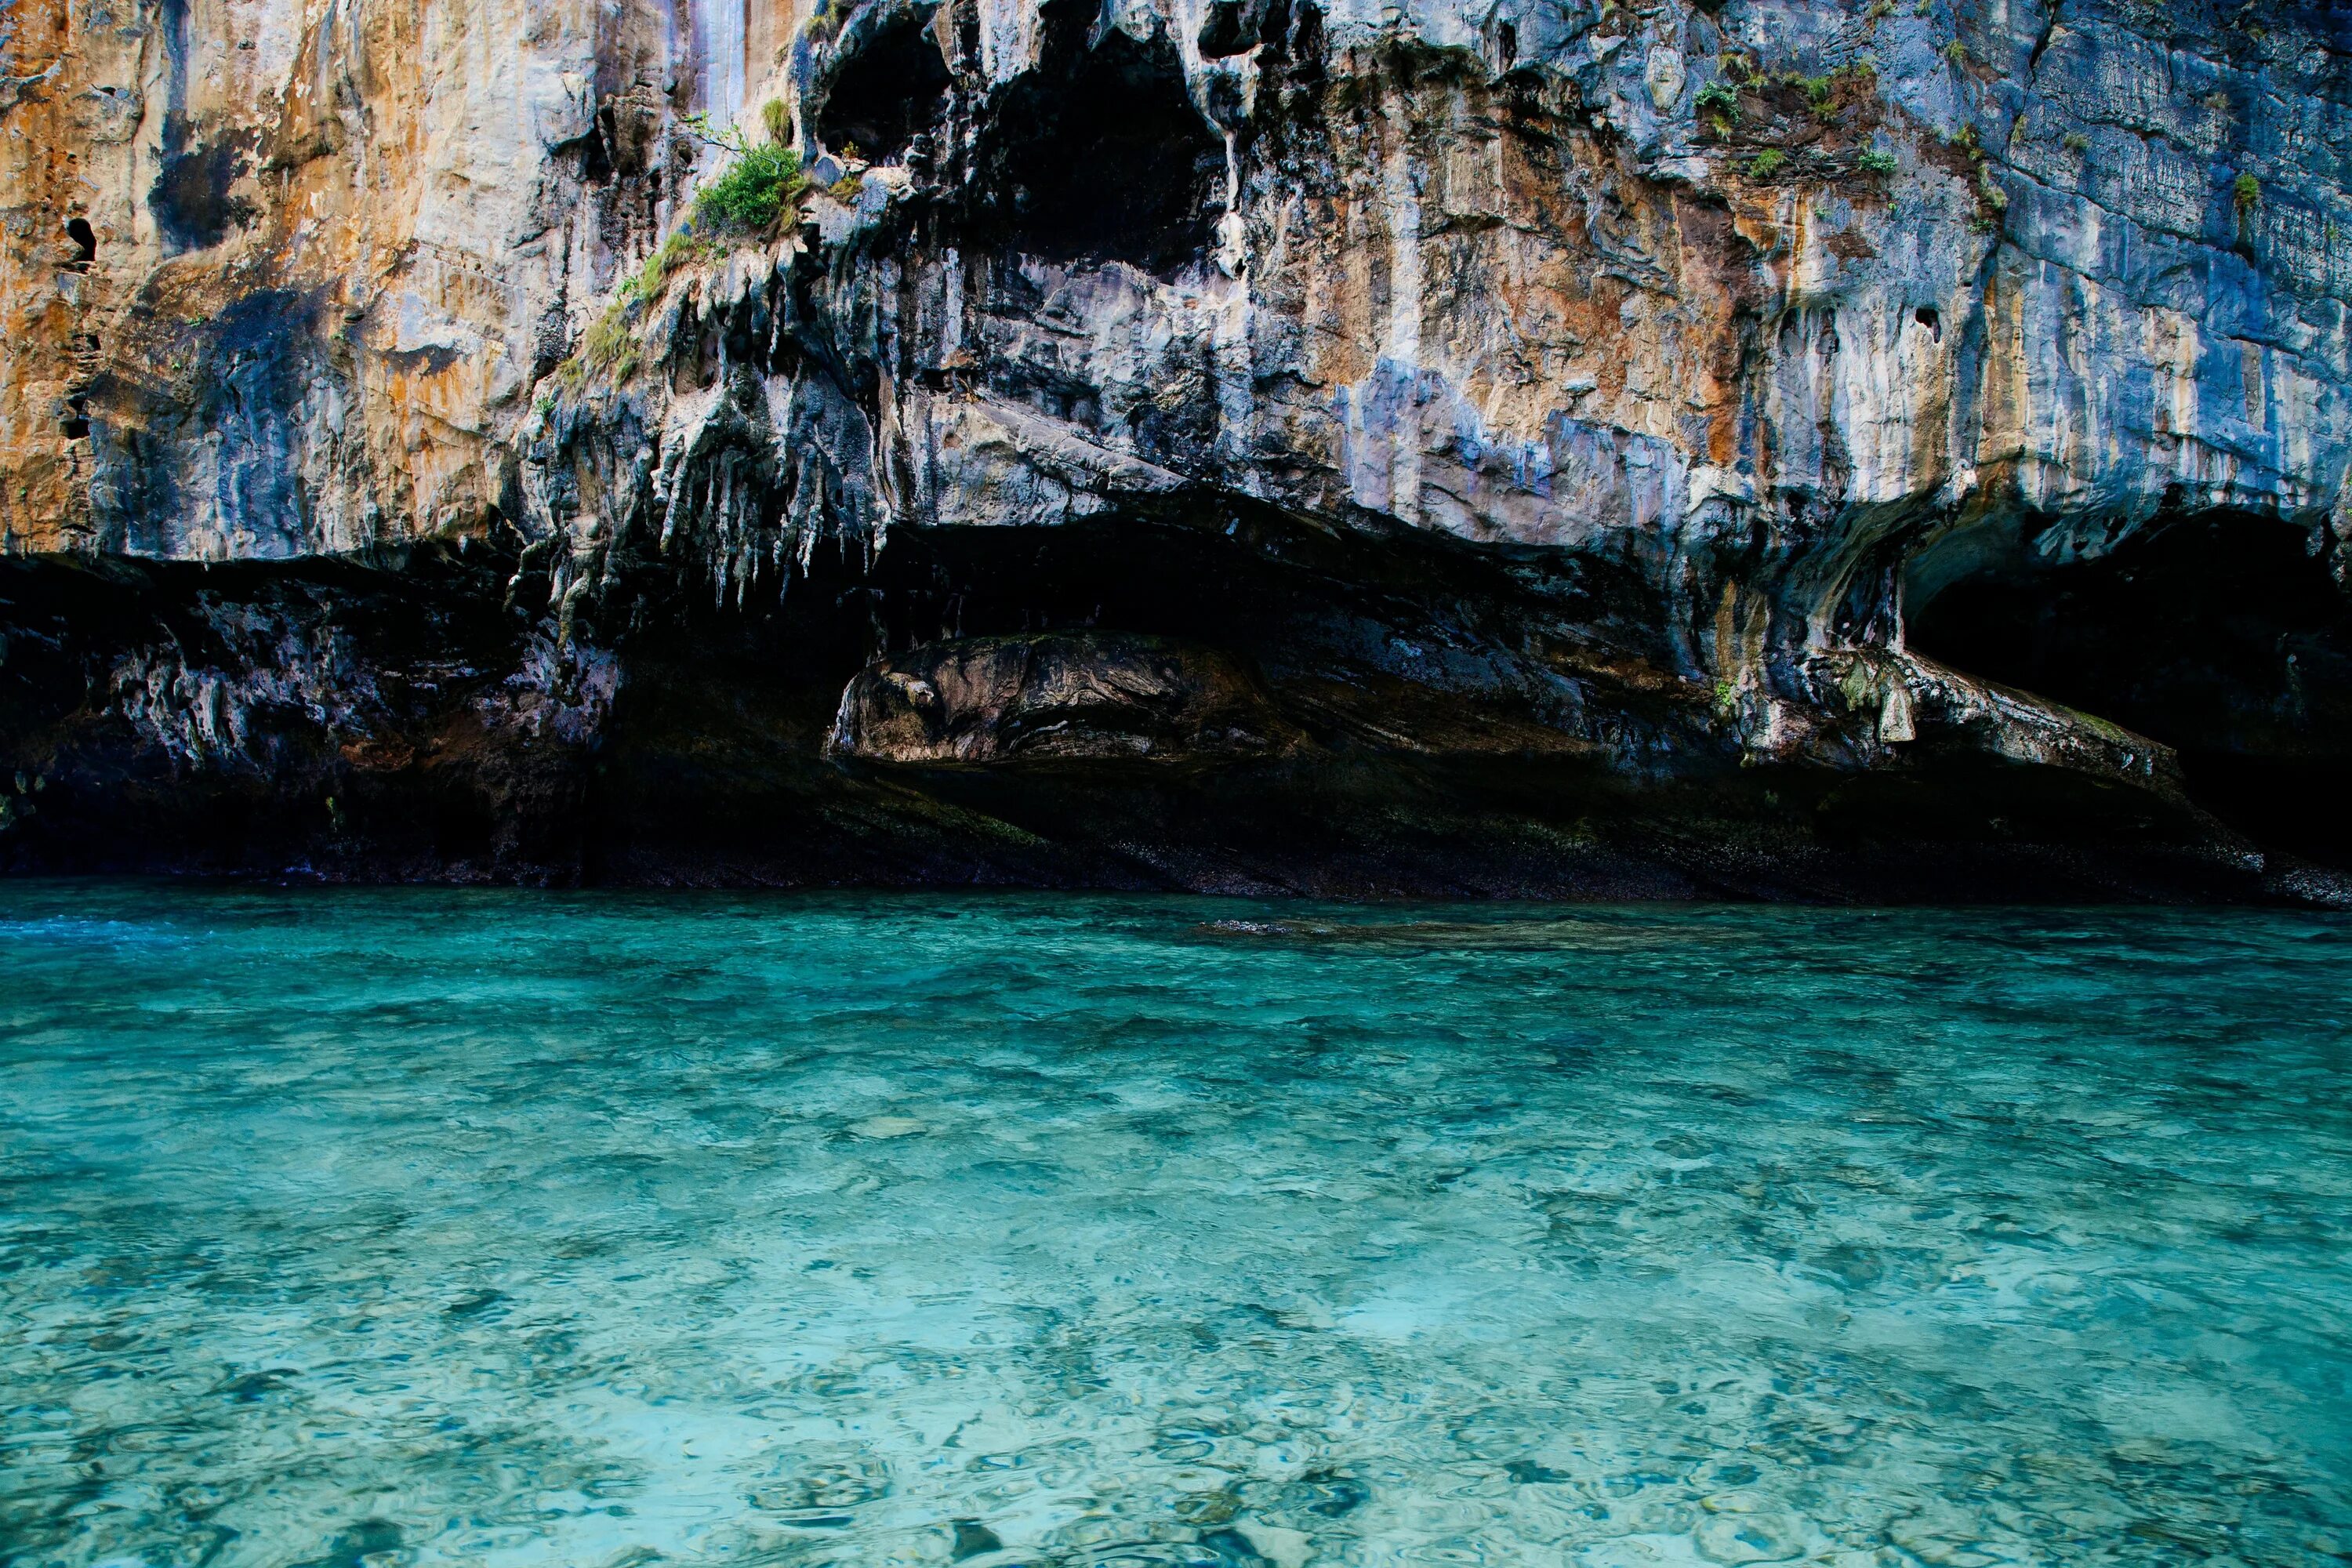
3,887,2350,1568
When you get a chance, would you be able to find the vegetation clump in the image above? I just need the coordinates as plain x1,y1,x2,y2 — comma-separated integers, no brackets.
691,139,808,235
1696,81,1740,130
2232,172,2263,243
1699,54,1882,175
1857,148,1898,174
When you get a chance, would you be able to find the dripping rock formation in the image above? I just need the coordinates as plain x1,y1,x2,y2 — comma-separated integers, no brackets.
2,0,2350,898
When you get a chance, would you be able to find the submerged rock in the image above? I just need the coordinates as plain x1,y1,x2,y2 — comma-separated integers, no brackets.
1,0,2348,897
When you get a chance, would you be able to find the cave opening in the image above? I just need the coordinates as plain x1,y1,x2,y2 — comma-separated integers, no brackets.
64,218,96,270
1196,0,1259,59
969,0,1223,272
815,7,954,160
1905,510,2352,861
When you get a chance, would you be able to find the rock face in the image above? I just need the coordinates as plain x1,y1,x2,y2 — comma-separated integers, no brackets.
2,0,2350,897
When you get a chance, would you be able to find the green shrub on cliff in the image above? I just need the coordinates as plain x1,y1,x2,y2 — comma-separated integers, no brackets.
550,107,808,395
694,143,808,234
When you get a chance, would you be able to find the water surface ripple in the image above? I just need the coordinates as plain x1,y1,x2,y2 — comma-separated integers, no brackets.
2,887,2349,1567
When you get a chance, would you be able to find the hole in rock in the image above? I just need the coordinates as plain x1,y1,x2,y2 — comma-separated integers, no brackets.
817,6,953,159
1914,306,1940,338
64,217,96,268
60,397,89,439
971,0,1222,271
1907,510,2352,862
1197,0,1257,58
1291,2,1323,73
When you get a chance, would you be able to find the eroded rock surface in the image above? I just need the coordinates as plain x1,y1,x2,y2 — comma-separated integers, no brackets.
832,633,1300,763
2,0,2349,896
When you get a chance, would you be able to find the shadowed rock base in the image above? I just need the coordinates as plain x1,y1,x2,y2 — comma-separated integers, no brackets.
0,513,2342,903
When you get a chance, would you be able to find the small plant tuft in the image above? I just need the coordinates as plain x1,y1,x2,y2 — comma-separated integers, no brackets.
1857,148,1899,174
1748,148,1788,180
762,97,791,146
626,230,711,303
1941,38,1970,65
1696,81,1740,126
2062,130,2091,154
2233,172,2262,214
569,303,641,385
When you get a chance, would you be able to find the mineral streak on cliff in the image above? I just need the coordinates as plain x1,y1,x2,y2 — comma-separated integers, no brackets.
1,0,2347,896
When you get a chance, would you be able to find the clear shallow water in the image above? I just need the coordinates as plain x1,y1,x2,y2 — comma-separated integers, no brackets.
2,887,2350,1568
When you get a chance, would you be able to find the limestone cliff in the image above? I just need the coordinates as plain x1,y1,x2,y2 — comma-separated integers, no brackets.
2,0,2348,897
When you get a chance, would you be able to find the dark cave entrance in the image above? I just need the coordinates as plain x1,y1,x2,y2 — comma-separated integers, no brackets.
815,6,954,160
1905,510,2352,861
1197,0,1289,59
968,0,1224,272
